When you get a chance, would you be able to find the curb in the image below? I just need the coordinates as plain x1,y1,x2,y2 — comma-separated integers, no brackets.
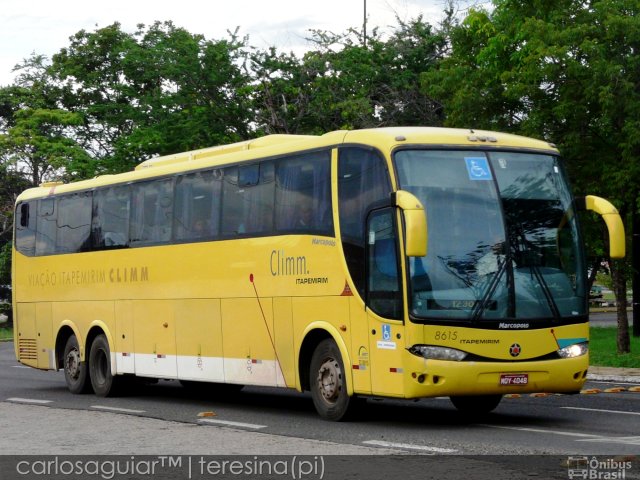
587,374,640,384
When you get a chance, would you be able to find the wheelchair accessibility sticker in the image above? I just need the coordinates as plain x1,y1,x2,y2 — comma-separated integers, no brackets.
377,324,396,350
465,157,492,181
382,324,391,341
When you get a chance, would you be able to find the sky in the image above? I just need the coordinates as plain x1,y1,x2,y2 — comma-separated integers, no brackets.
0,0,459,86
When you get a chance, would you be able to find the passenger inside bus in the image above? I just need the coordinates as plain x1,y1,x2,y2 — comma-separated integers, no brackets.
294,201,313,229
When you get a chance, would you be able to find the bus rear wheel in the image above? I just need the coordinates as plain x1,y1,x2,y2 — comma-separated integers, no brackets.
63,335,92,394
450,394,502,414
89,334,120,397
309,338,355,421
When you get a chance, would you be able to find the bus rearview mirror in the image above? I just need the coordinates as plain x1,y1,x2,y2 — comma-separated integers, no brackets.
578,195,625,259
393,190,427,257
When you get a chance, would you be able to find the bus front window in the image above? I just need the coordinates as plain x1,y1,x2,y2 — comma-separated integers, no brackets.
395,150,587,323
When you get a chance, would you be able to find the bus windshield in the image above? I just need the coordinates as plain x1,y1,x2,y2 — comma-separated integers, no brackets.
395,150,587,323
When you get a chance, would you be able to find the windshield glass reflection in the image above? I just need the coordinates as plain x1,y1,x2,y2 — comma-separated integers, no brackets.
395,150,586,322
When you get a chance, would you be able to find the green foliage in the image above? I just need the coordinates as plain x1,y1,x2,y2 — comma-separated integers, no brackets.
0,241,10,283
0,242,10,306
251,16,448,134
423,0,640,207
0,326,12,341
0,16,452,177
0,166,30,242
50,21,253,174
595,271,614,291
0,107,92,183
0,55,91,185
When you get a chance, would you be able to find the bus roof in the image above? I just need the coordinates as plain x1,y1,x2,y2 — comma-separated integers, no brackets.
16,127,558,202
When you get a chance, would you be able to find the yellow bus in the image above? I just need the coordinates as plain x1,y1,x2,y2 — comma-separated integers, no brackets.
12,127,625,420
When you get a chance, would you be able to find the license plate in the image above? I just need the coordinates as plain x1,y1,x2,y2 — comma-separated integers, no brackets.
499,373,529,386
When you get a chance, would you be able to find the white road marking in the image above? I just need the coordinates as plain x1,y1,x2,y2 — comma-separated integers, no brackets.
6,397,53,404
561,406,640,416
577,436,640,445
11,365,30,369
482,424,640,445
91,405,146,414
481,424,600,438
362,440,458,453
198,419,267,430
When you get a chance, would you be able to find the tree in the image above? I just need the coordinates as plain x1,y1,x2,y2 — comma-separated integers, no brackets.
423,0,640,353
251,15,449,135
0,107,91,184
50,21,254,174
0,164,33,243
0,54,92,185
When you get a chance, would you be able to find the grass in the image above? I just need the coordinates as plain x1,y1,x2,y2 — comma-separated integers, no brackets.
0,326,12,341
589,327,640,368
1,325,638,368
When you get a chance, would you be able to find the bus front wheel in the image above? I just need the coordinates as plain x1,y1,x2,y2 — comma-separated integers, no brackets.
450,394,502,414
309,339,355,421
63,335,92,394
89,334,120,397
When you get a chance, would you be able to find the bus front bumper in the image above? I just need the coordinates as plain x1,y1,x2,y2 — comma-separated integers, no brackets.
402,355,589,398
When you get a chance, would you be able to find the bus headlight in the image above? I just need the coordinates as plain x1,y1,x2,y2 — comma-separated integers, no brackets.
557,342,588,358
408,345,468,361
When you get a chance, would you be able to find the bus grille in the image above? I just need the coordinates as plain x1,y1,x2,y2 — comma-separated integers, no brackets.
18,339,38,361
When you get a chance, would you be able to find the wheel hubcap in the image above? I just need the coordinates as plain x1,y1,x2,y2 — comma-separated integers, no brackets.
317,358,342,403
65,348,81,380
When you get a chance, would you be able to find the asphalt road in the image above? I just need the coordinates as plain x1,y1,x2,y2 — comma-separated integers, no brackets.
590,311,635,327
1,341,639,463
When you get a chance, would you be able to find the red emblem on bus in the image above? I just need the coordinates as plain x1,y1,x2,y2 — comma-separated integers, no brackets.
509,343,521,357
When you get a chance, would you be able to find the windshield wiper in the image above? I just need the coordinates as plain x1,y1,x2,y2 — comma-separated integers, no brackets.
471,253,508,322
528,263,562,320
512,225,562,321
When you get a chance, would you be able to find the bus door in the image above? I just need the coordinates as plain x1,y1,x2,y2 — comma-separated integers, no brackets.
365,208,405,396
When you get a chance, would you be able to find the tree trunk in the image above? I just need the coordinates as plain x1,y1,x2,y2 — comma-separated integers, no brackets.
610,260,631,354
633,207,640,337
587,256,601,293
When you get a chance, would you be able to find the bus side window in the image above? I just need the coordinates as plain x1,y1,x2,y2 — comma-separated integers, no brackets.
174,170,222,241
56,192,92,253
35,198,57,256
92,185,130,249
367,208,402,319
130,179,173,244
15,201,36,256
221,163,276,236
338,147,391,296
221,167,244,235
275,151,332,234
242,162,275,234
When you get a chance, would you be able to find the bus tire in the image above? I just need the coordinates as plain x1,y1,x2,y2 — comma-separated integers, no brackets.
309,338,355,421
63,335,92,394
450,394,502,414
89,334,120,397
